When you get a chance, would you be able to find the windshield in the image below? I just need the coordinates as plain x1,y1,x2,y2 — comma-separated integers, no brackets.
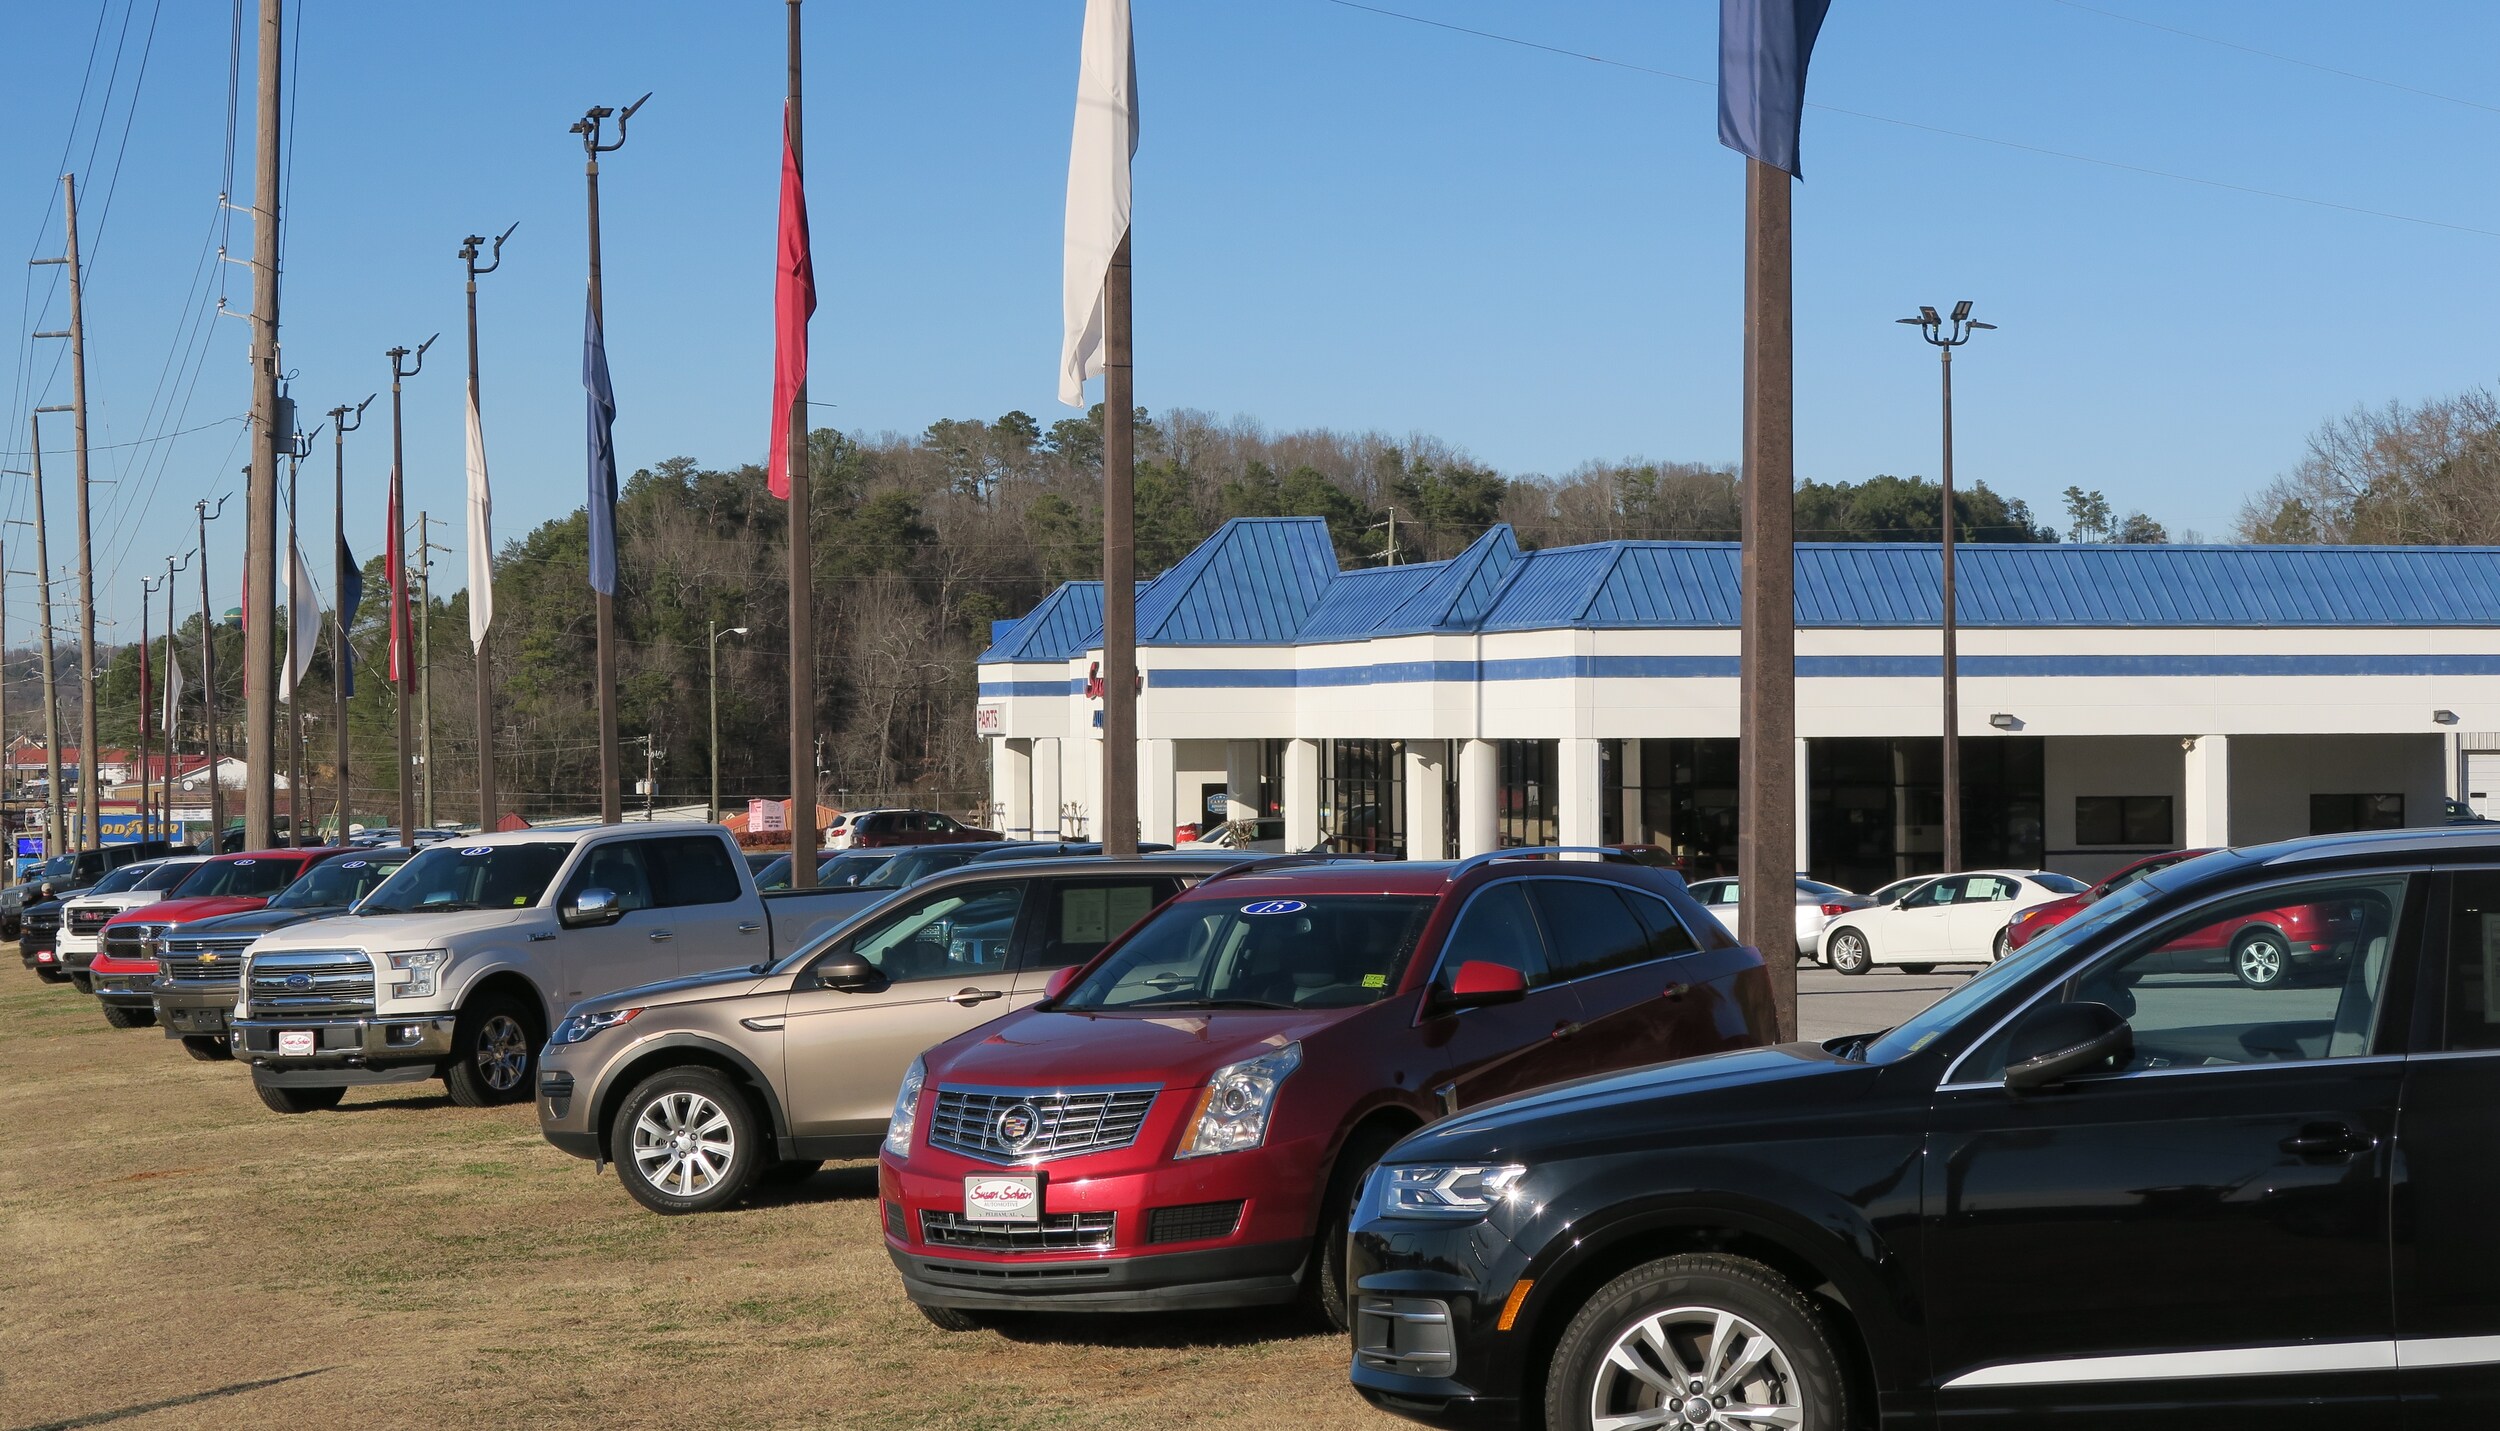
172,856,309,900
1796,877,1848,898
752,854,795,891
135,860,203,891
359,842,571,914
2031,872,2090,894
272,853,411,910
860,847,970,890
817,851,890,887
1861,877,2163,1063
41,855,74,881
86,863,151,895
2097,853,2192,899
1058,893,1436,1012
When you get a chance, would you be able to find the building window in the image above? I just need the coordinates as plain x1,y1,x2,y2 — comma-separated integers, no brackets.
1320,739,1405,854
2311,793,2404,836
2076,795,2174,847
1252,740,1287,820
1498,739,1557,848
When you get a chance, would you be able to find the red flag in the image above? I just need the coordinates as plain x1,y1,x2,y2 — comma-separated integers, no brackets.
767,100,815,500
387,460,407,683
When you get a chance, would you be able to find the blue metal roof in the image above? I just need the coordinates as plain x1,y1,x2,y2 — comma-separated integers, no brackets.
979,527,2500,664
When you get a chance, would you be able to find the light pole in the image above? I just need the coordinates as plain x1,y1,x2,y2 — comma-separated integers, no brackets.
1897,301,1994,875
708,623,747,823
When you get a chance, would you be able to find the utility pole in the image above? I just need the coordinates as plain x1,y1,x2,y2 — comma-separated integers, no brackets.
141,573,159,833
572,93,647,828
637,735,664,823
709,621,747,823
284,431,317,846
1100,232,1137,858
460,223,513,835
328,397,371,840
19,416,64,854
0,535,10,848
163,553,185,842
782,0,818,883
1899,302,1993,875
31,174,101,850
242,0,285,850
195,494,228,841
386,337,434,849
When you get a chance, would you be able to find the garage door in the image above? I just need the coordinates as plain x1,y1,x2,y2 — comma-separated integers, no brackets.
2467,752,2500,819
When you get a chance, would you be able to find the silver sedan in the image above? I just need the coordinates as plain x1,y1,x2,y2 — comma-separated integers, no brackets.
1685,876,1873,961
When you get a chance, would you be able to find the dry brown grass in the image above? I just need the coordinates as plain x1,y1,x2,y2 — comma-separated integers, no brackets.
0,975,1397,1430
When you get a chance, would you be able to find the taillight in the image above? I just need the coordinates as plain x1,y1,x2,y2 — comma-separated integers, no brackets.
1820,903,1850,917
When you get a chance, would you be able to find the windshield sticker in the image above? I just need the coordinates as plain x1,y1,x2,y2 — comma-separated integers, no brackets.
1361,973,1387,988
1909,1032,1940,1051
1240,899,1306,916
460,846,492,856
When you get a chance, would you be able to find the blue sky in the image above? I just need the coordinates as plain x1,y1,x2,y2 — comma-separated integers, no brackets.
6,0,2500,633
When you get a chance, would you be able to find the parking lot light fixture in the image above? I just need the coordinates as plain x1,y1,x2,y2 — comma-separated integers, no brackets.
1901,301,1994,873
709,623,749,824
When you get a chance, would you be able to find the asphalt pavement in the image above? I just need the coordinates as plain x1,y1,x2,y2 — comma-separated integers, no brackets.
1794,962,1976,1044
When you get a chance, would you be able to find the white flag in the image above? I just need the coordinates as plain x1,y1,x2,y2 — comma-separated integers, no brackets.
1057,0,1137,409
465,382,494,644
163,646,184,738
279,539,321,701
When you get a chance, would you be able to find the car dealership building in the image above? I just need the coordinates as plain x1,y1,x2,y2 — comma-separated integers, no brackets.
974,517,2500,893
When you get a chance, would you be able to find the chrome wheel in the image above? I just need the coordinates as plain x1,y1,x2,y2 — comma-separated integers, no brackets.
632,1091,738,1197
1589,1305,1805,1431
1826,930,1869,976
474,1013,530,1092
2235,934,2286,988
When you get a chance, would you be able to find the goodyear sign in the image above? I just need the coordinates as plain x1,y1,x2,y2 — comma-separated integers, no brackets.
95,811,172,844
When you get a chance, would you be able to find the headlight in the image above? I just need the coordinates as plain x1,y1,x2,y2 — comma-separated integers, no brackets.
387,949,450,1000
549,1006,642,1046
1381,1163,1530,1218
1176,1042,1301,1158
885,1055,926,1156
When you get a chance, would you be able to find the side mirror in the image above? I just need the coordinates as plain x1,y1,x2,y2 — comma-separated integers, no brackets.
1041,965,1082,1002
560,887,624,929
2002,1001,2133,1092
1435,960,1528,1013
813,951,881,992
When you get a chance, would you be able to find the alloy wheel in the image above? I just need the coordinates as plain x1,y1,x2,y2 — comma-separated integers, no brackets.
1827,931,1869,975
1588,1304,1804,1431
474,1013,530,1092
632,1091,738,1197
2236,936,2285,987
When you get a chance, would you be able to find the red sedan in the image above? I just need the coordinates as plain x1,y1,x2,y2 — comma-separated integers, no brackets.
2002,849,2212,954
2003,846,2371,987
88,849,341,1029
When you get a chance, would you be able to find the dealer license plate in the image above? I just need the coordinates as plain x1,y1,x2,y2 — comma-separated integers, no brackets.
277,1030,316,1056
963,1174,1040,1224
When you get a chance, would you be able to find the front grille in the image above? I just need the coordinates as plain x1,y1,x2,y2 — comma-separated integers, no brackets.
158,936,256,986
928,1085,1158,1165
245,950,375,1017
1146,1200,1244,1245
919,1210,1116,1252
102,924,166,960
24,909,60,935
1354,1296,1457,1376
66,907,113,933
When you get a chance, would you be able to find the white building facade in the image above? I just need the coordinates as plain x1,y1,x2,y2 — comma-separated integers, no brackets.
976,519,2500,892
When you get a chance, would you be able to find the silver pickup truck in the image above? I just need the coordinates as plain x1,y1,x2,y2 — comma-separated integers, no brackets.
230,825,858,1114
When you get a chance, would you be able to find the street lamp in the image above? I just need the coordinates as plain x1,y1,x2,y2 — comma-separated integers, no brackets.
1898,300,1995,874
708,623,748,823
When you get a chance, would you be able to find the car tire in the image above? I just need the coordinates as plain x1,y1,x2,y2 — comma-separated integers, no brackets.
916,1303,992,1333
69,972,93,994
181,1035,234,1062
609,1066,762,1215
255,1079,347,1114
1993,928,2011,960
1825,928,1872,976
442,994,540,1108
1305,1126,1407,1333
100,1001,154,1029
2232,930,2289,989
758,1158,824,1185
1543,1253,1852,1431
1899,964,1936,975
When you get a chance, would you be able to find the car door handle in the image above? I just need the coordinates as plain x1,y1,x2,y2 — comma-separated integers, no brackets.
647,929,674,943
2281,1122,2372,1159
736,921,762,934
1661,982,1690,1003
1548,1020,1582,1040
948,988,1005,1007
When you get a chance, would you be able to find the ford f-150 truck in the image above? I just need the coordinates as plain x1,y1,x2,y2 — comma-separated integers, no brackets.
232,825,860,1114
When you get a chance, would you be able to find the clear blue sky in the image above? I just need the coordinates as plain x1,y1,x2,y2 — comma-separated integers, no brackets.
7,0,2500,634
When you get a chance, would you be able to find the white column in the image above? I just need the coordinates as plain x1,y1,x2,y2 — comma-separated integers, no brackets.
1619,738,1644,845
1283,739,1323,851
1404,742,1446,859
1068,736,1102,840
1140,739,1178,847
2183,735,2232,848
1224,740,1261,822
1031,738,1064,839
1559,737,1604,848
1794,736,1813,878
996,739,1033,840
1458,739,1500,857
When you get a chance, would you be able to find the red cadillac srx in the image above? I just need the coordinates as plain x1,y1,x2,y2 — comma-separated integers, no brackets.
878,852,1776,1331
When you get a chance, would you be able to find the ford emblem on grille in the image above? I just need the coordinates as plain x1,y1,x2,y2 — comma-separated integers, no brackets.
284,972,313,991
996,1102,1042,1152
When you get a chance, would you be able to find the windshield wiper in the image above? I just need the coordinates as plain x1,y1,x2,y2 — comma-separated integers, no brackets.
1119,996,1298,1011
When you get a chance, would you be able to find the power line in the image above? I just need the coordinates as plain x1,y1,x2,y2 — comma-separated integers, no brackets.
2043,0,2500,118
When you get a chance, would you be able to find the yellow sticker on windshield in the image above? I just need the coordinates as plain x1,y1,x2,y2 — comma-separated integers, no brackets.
1362,973,1386,988
1909,1032,1939,1051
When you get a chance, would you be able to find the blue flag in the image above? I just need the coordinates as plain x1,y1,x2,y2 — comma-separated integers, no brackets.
337,537,364,699
584,296,619,597
1718,0,1831,178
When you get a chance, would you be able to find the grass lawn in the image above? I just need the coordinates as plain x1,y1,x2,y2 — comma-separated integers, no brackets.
0,972,1396,1429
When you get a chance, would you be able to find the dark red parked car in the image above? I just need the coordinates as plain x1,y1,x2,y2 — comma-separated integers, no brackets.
844,810,1002,849
2005,846,2375,987
878,851,1775,1332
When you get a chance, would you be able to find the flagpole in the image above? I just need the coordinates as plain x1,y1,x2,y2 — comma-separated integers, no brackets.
462,225,512,835
574,96,646,829
162,554,186,840
387,338,434,850
285,440,306,846
327,399,370,841
1100,232,1136,858
140,574,155,833
783,0,817,884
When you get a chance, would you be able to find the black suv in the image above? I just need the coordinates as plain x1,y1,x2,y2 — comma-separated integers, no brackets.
1348,827,2500,1430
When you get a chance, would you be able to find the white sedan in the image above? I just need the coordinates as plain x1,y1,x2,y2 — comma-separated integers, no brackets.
1820,869,2089,975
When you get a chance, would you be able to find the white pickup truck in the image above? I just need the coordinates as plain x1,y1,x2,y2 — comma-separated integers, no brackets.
231,825,863,1114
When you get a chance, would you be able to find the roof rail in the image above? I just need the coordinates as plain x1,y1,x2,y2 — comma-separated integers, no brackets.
1444,846,1632,881
1196,851,1399,887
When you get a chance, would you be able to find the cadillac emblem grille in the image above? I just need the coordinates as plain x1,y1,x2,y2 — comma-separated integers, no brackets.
995,1102,1042,1153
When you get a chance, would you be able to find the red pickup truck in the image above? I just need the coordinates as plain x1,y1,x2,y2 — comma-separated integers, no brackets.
879,851,1775,1332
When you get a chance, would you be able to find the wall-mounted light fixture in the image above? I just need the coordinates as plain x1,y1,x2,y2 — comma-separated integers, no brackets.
1989,712,2019,731
2434,709,2461,726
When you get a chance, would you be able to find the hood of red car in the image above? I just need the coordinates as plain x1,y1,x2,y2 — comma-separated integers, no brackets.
932,1004,1366,1089
107,895,271,927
